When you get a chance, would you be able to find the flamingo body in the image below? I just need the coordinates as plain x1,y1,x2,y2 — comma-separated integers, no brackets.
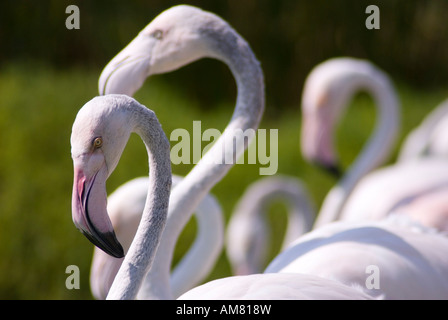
265,217,448,299
340,158,448,232
178,273,374,300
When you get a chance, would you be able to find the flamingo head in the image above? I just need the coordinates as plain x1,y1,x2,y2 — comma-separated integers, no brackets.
70,95,137,258
300,86,343,178
98,5,225,96
300,58,379,178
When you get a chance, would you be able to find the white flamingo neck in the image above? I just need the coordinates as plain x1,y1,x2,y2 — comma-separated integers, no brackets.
226,177,314,275
314,66,400,228
106,99,172,300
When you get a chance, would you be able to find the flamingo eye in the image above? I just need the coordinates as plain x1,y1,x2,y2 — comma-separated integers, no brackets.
93,137,103,149
151,29,163,40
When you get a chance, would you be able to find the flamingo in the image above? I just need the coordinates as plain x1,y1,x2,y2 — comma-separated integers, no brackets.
89,175,224,299
301,58,448,233
72,95,375,300
264,215,448,299
71,95,172,299
226,175,315,275
96,4,253,299
79,4,265,299
300,57,400,228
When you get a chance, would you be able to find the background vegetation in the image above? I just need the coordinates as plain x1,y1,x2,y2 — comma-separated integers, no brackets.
0,0,447,299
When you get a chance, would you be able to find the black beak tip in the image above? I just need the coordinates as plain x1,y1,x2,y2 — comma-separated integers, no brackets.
314,161,344,179
81,229,125,258
326,164,344,179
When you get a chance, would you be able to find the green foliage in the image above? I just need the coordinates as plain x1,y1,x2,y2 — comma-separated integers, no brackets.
0,63,97,299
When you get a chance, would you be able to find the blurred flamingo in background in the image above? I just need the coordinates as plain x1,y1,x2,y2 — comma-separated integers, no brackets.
300,57,400,228
301,57,448,234
226,175,315,275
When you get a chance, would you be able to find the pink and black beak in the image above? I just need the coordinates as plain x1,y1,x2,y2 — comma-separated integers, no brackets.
301,110,343,179
72,166,124,258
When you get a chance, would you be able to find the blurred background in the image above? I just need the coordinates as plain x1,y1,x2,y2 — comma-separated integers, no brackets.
0,0,447,299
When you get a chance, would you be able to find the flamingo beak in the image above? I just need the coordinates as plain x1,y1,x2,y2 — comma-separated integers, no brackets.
98,35,156,96
72,166,124,258
98,54,150,96
314,162,344,179
301,113,343,178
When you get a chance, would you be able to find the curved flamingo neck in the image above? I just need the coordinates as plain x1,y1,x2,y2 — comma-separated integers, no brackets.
228,177,315,274
314,70,400,228
240,177,314,247
106,101,172,300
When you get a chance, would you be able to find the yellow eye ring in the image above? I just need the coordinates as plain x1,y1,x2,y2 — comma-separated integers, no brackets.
93,137,103,149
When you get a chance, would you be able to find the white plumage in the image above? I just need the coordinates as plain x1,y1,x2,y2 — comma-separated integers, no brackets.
264,216,448,299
